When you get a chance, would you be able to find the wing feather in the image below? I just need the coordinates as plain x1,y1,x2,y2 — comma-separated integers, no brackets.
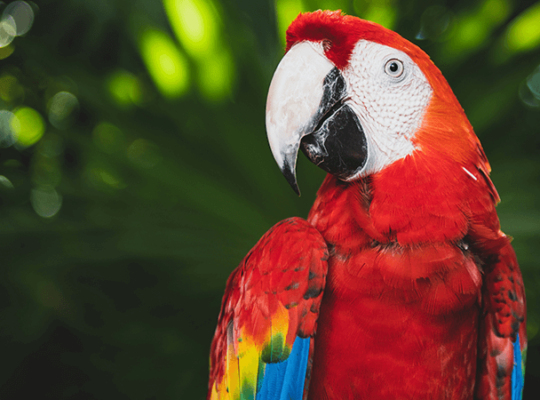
208,217,328,400
468,160,527,400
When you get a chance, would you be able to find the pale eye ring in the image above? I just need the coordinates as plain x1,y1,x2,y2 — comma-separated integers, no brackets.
384,59,404,77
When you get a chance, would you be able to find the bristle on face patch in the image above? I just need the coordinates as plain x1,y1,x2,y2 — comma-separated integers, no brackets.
285,10,424,70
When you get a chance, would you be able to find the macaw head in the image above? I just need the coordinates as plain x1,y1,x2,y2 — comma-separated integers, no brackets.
266,11,481,195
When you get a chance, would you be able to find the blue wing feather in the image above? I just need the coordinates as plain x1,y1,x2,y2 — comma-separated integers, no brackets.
511,333,524,400
257,337,310,400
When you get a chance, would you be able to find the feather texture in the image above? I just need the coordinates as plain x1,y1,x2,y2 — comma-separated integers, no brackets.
208,218,328,400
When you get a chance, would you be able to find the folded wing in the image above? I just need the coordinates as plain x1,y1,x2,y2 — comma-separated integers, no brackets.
475,240,526,400
470,151,527,400
208,217,328,400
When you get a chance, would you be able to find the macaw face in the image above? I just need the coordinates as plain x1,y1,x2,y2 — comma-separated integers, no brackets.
266,22,433,194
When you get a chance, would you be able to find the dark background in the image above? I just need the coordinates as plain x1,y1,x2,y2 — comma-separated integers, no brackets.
0,0,539,398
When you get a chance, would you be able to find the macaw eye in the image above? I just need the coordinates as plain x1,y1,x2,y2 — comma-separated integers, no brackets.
384,59,404,77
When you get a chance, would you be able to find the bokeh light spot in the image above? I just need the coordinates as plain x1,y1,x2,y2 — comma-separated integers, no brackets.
275,0,306,44
416,6,452,40
527,66,540,99
363,5,396,30
0,110,17,147
0,175,14,189
31,148,62,187
520,65,540,108
164,0,234,102
3,1,34,36
48,91,79,129
3,159,22,168
139,28,189,99
30,186,62,218
163,0,218,59
93,122,125,154
159,53,177,76
197,47,233,102
505,2,540,53
453,16,486,50
98,169,124,188
0,74,25,102
481,0,510,25
86,164,126,190
0,14,16,48
39,134,64,158
439,0,512,64
107,70,142,107
127,139,160,169
11,107,45,147
519,81,540,108
0,42,14,59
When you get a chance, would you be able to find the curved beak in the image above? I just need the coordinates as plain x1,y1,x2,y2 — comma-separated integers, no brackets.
265,42,335,195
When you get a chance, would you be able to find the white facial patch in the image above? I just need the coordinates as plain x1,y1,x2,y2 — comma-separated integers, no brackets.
341,40,432,179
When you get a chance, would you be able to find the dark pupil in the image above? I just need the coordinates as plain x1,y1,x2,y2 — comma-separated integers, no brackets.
389,62,398,72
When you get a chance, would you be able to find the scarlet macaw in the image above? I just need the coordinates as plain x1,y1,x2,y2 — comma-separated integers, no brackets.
208,11,526,400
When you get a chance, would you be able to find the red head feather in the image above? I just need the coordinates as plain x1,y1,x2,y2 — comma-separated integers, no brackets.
286,10,410,70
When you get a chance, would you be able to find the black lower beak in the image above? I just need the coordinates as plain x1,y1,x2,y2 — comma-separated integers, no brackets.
300,103,368,180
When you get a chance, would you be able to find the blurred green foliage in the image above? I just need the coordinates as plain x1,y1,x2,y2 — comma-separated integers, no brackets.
0,0,539,398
